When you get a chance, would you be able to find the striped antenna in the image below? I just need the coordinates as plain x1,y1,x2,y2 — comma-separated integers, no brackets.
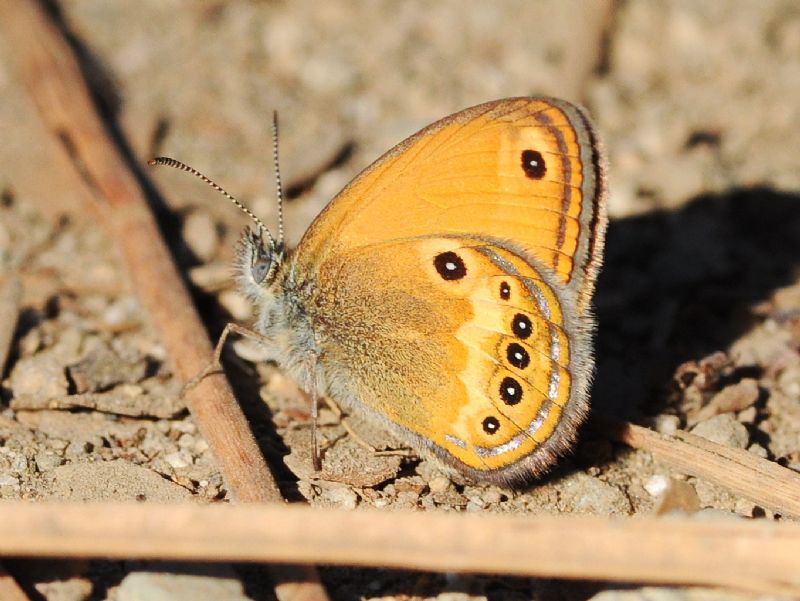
272,111,285,247
148,157,275,247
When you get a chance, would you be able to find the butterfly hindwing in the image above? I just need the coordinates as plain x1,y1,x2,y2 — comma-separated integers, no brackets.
312,235,590,482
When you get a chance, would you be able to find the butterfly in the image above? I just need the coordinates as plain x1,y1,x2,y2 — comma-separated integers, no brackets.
153,97,607,486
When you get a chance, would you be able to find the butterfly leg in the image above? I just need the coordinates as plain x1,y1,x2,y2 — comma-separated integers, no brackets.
180,322,271,398
304,352,323,472
319,395,377,453
319,396,413,457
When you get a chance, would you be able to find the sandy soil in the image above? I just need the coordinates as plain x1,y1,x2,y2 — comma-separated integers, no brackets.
1,1,799,600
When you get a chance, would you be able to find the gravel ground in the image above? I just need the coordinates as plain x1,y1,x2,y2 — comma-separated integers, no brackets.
1,2,799,600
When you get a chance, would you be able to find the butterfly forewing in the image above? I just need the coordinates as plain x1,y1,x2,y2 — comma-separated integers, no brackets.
297,97,606,315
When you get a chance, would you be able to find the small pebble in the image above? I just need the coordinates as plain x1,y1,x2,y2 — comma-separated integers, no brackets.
188,263,232,291
777,365,800,398
48,438,69,452
164,451,192,469
0,472,19,487
8,353,69,399
481,488,504,505
117,570,249,601
707,378,760,413
102,297,141,328
35,452,64,472
643,474,670,497
10,453,28,472
653,478,700,515
395,491,421,507
559,472,633,515
747,443,769,458
734,498,758,517
177,434,196,449
172,421,197,435
65,440,91,457
393,476,427,495
218,289,252,321
428,476,451,494
465,500,484,513
467,495,486,510
233,338,272,363
19,329,42,356
652,414,680,435
690,414,749,448
736,405,757,423
183,210,219,262
323,486,358,510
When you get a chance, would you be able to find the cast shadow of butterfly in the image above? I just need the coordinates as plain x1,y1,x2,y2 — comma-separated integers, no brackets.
221,186,800,495
592,186,800,422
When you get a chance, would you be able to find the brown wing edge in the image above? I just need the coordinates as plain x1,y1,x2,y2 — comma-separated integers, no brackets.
547,98,609,317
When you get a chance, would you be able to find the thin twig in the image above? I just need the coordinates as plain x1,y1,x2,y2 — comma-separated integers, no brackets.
0,502,799,597
0,3,329,601
596,417,800,518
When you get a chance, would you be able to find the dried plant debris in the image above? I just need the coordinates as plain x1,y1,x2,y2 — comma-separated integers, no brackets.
0,202,220,503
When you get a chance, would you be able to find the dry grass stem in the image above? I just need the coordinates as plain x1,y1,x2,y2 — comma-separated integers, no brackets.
0,502,798,597
600,418,800,518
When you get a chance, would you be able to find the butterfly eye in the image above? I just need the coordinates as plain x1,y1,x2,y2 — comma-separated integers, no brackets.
251,256,273,285
248,229,278,285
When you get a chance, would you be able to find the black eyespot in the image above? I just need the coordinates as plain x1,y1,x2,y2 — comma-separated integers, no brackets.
521,149,546,179
499,377,522,406
512,313,532,340
482,416,500,435
500,281,511,300
507,343,530,369
434,251,467,281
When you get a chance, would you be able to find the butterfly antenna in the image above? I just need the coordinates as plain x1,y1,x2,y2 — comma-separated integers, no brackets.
149,156,275,247
272,110,285,248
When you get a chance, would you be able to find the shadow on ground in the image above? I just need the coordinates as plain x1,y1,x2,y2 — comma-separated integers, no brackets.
593,186,800,419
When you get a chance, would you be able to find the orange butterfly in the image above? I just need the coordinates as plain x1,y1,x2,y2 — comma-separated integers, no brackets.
155,97,607,485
